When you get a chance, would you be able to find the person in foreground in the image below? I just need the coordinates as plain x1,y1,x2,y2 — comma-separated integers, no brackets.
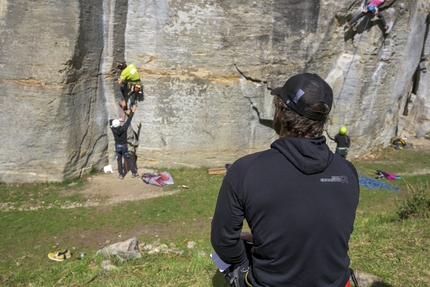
211,73,360,287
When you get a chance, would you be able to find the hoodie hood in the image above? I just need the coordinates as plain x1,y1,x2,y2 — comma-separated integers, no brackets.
270,136,333,175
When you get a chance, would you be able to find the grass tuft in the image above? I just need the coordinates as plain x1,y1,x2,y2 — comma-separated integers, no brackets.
396,183,430,219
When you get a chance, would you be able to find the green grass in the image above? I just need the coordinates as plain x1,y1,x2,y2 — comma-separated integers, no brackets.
352,148,430,286
0,179,89,211
0,149,429,286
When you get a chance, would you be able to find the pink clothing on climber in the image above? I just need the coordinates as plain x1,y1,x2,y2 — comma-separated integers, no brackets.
346,0,388,32
368,0,385,8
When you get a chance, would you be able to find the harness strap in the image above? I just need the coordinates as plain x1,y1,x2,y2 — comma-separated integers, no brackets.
127,82,142,96
244,271,253,287
350,268,359,287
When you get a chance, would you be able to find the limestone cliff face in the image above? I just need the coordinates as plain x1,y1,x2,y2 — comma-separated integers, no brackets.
0,0,429,183
0,0,108,182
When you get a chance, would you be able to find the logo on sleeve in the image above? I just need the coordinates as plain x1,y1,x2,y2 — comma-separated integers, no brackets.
320,176,348,183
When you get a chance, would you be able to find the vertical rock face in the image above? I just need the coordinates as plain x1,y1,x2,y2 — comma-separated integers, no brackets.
0,0,429,183
0,0,107,182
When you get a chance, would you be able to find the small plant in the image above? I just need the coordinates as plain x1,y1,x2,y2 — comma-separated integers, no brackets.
89,165,100,175
396,183,430,219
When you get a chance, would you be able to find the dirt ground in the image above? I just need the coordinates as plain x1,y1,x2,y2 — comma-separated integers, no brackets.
17,136,429,266
399,135,430,151
70,168,181,207
54,168,188,249
72,136,429,207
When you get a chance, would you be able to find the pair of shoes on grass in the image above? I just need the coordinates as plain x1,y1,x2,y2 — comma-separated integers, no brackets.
48,249,71,261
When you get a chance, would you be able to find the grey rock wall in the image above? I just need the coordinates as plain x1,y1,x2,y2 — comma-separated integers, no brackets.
0,0,107,182
0,0,429,183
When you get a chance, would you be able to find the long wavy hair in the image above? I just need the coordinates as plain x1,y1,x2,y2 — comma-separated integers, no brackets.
273,95,330,138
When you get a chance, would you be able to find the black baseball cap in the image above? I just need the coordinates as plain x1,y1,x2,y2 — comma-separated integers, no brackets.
270,73,333,121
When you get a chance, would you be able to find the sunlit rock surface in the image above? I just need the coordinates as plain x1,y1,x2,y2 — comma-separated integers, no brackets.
0,0,429,182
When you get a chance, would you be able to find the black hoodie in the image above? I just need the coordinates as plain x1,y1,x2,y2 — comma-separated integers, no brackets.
211,136,359,287
109,112,134,145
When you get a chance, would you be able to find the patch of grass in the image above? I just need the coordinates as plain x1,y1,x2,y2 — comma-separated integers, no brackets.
0,149,429,286
354,149,430,188
0,169,226,286
350,216,430,286
396,183,430,219
351,148,430,286
0,178,89,211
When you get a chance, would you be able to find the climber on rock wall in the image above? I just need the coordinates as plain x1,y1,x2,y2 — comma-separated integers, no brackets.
345,0,389,32
116,61,144,115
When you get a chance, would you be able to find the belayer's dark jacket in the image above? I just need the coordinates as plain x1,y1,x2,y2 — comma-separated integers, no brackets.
211,136,359,287
335,134,351,148
109,112,134,145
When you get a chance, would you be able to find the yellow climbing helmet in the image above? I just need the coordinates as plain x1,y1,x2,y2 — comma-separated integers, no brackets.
339,126,347,135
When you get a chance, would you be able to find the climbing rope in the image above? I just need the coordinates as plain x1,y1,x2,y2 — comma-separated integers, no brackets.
359,175,400,192
333,16,372,128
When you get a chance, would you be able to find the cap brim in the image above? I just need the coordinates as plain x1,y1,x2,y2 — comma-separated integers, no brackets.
271,87,283,95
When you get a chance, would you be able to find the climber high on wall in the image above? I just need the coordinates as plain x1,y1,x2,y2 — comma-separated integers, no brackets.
345,0,389,33
116,61,144,116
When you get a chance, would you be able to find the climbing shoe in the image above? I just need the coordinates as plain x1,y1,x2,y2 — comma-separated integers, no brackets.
124,109,131,116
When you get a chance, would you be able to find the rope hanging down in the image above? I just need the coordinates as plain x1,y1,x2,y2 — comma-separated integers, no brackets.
334,16,371,124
